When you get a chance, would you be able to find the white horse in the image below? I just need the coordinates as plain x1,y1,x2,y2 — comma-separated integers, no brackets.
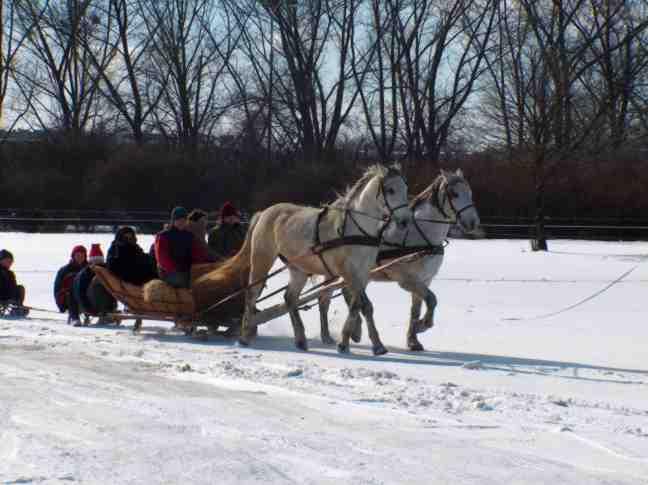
318,169,480,351
237,164,412,355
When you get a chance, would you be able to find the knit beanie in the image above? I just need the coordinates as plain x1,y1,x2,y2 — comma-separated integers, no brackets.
220,201,239,218
71,245,87,258
0,249,13,262
171,206,189,221
88,243,104,264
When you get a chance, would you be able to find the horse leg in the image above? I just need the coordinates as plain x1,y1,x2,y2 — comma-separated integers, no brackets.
285,269,309,351
358,290,388,356
318,289,336,345
399,279,436,351
342,287,363,343
407,292,425,351
239,285,262,345
337,288,363,354
239,254,275,346
418,284,437,333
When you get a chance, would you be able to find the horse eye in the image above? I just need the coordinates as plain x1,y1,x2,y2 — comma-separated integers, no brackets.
387,188,395,195
449,190,458,198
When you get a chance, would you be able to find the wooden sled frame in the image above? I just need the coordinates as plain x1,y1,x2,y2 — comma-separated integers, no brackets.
92,249,430,337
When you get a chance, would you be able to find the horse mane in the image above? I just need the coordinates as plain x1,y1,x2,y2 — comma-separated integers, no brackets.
410,172,465,209
331,164,391,208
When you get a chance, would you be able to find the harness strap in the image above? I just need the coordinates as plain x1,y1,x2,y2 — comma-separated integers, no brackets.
412,216,442,250
312,235,380,254
377,245,444,262
314,208,381,276
315,208,336,277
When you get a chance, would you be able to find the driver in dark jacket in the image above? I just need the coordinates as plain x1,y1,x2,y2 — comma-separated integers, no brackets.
154,207,209,288
107,227,157,286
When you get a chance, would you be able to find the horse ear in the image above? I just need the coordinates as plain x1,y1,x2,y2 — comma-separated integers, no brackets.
456,168,464,178
389,161,402,173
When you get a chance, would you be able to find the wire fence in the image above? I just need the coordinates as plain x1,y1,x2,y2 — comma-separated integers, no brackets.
0,209,250,234
1,209,648,240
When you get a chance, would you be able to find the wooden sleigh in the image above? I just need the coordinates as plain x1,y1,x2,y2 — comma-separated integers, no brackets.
92,248,430,338
92,265,240,334
91,263,340,336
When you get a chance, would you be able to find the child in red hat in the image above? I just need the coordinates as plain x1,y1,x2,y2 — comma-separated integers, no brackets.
88,243,104,264
53,245,87,316
68,243,117,326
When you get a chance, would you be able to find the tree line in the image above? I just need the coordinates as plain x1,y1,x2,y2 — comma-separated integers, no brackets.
0,1,647,244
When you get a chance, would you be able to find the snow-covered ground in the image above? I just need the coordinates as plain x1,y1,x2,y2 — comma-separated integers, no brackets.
1,233,647,484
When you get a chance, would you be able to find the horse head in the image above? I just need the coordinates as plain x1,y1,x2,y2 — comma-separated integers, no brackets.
437,168,480,233
361,163,411,230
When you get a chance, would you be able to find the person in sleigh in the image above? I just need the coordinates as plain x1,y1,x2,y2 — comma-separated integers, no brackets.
53,245,87,323
0,249,28,318
68,244,117,327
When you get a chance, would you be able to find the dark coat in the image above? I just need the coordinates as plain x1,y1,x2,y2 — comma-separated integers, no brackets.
0,266,20,302
72,264,116,315
54,261,86,311
207,222,247,260
107,240,157,286
154,226,209,276
73,265,97,312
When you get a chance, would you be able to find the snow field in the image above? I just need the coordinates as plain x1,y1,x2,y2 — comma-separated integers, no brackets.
1,234,647,484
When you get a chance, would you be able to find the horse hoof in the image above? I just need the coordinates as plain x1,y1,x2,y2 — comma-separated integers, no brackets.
237,338,250,347
350,324,362,343
415,319,434,334
337,343,350,354
296,340,308,351
408,341,424,352
321,334,336,345
373,345,388,356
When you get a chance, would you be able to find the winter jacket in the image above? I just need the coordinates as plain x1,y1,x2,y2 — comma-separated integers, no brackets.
54,261,86,311
72,264,116,314
0,266,20,302
107,240,157,286
154,226,209,276
207,222,247,260
73,265,98,313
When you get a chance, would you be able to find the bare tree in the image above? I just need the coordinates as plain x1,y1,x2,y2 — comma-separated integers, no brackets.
0,0,33,137
76,0,165,143
383,0,497,165
11,0,112,134
482,0,648,250
349,0,401,161
231,0,366,161
575,0,648,149
135,0,241,147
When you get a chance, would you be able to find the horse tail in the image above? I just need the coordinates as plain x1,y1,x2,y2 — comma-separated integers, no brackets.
234,211,260,268
192,211,262,310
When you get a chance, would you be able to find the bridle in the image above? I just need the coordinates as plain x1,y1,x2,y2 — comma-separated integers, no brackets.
333,170,409,241
313,171,410,275
416,179,475,226
380,177,474,254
